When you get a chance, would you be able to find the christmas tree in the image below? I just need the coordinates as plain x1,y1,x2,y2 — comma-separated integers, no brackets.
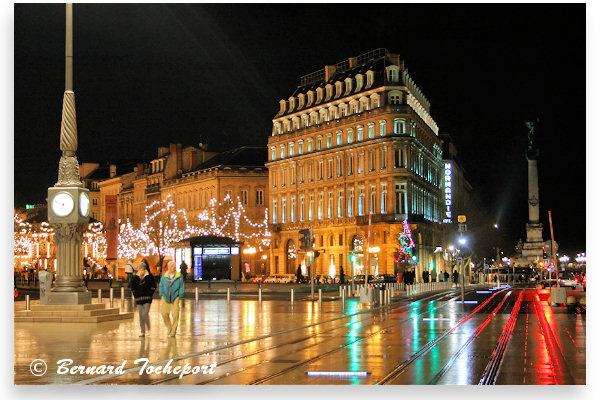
394,219,416,263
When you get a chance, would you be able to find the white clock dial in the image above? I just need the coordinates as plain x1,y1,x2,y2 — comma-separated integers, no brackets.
79,192,90,217
52,192,74,217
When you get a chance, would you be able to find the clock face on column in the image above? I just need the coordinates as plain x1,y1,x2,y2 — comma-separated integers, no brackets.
52,192,75,217
79,192,90,217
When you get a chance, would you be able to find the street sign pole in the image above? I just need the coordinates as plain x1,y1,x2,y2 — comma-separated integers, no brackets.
548,211,558,288
310,226,314,301
366,213,372,283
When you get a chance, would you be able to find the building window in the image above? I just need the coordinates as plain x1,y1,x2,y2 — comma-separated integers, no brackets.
318,161,324,180
395,183,406,214
290,165,296,185
280,145,285,159
368,150,375,171
327,192,333,219
281,198,287,223
300,196,305,222
271,147,276,161
381,146,387,169
301,114,309,128
291,196,296,222
337,190,343,218
241,190,248,205
394,148,407,168
369,185,376,214
390,93,402,105
299,164,304,183
308,164,313,182
327,159,333,179
381,183,387,213
368,123,375,139
320,108,328,123
347,154,354,175
256,189,263,205
358,152,364,174
394,118,406,134
310,112,318,125
357,126,364,141
281,167,286,186
326,134,332,149
318,192,324,220
272,199,277,224
307,139,313,152
317,136,323,150
336,156,343,177
379,120,386,136
336,131,342,146
348,189,354,217
308,195,314,221
298,140,304,155
289,143,294,157
340,103,347,117
358,186,365,216
347,129,354,144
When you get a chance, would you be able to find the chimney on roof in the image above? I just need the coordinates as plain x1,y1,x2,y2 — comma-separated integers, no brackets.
325,65,336,82
176,143,182,175
158,146,169,157
190,149,199,170
136,163,144,176
109,164,116,178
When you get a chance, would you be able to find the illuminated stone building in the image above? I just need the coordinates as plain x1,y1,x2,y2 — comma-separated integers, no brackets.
91,144,270,274
267,48,446,281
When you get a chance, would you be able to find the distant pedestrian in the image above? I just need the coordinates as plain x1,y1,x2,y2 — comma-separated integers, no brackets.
125,259,135,287
102,265,108,279
438,271,445,282
180,260,188,281
444,271,450,282
339,265,345,284
131,262,156,337
422,269,430,283
296,265,302,284
452,270,459,285
159,261,185,337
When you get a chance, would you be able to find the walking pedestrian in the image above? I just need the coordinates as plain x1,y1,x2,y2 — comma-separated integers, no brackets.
422,269,430,283
125,259,135,287
131,262,156,337
180,260,188,281
438,270,445,282
452,269,459,286
444,270,450,282
339,265,345,284
159,261,185,337
296,264,302,284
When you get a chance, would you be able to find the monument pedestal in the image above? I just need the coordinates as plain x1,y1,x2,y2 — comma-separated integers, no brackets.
46,291,91,305
15,302,133,323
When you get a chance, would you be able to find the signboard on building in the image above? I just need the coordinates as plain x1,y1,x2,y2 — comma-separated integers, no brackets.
105,195,118,260
443,162,452,223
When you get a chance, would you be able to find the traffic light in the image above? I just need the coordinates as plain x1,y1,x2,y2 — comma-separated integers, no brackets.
542,246,548,259
350,253,357,263
299,229,311,250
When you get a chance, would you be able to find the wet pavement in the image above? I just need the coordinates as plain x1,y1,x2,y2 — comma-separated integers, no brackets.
14,285,586,385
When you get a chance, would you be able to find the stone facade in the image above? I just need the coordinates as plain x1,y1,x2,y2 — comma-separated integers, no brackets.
267,49,446,281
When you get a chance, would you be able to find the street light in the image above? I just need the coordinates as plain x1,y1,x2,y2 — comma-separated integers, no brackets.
494,224,499,229
458,238,466,246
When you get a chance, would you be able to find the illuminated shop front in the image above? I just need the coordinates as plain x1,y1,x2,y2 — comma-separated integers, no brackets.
172,235,241,280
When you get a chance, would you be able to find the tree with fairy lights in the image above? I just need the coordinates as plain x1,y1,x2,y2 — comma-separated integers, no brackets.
393,219,416,275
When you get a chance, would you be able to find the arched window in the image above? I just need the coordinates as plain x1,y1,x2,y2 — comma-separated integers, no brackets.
319,108,328,123
298,93,305,109
389,90,403,105
329,106,338,120
365,70,375,88
310,111,318,125
370,93,380,109
349,100,359,115
316,87,324,103
325,84,333,101
360,97,369,112
289,97,296,111
335,81,343,98
292,116,300,130
344,78,353,95
283,119,291,133
355,74,364,92
306,91,314,106
301,114,309,128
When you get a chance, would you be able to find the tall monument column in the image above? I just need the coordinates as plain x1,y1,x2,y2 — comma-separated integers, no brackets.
46,3,91,304
521,120,544,263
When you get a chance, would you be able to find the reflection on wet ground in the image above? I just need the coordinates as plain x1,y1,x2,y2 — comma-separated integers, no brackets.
14,286,585,385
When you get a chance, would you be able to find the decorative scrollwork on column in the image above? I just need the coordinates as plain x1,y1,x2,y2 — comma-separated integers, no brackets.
52,223,86,244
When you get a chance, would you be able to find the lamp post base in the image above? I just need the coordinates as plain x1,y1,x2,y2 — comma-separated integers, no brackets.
46,291,91,305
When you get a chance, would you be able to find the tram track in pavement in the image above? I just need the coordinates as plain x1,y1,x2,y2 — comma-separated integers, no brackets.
157,287,473,385
374,287,511,385
79,286,467,384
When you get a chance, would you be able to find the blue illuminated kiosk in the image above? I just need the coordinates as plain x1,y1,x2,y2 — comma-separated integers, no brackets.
172,236,242,280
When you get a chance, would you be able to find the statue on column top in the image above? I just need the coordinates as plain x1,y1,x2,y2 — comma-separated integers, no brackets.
525,118,540,160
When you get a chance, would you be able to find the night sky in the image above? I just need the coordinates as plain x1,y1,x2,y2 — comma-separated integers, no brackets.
14,3,585,257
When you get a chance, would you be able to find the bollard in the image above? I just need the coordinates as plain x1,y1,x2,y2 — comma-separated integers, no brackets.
341,289,345,309
259,287,262,303
291,288,294,305
227,288,231,303
110,288,114,308
379,289,384,305
318,289,322,308
121,286,125,307
98,289,102,304
132,293,135,308
195,287,199,302
339,286,343,297
26,294,30,311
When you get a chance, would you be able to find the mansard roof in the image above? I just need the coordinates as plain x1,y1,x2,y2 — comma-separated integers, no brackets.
187,146,267,173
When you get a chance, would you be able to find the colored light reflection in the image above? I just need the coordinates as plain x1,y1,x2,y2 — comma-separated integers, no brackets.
476,291,492,294
456,301,478,304
306,371,368,377
423,318,450,321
